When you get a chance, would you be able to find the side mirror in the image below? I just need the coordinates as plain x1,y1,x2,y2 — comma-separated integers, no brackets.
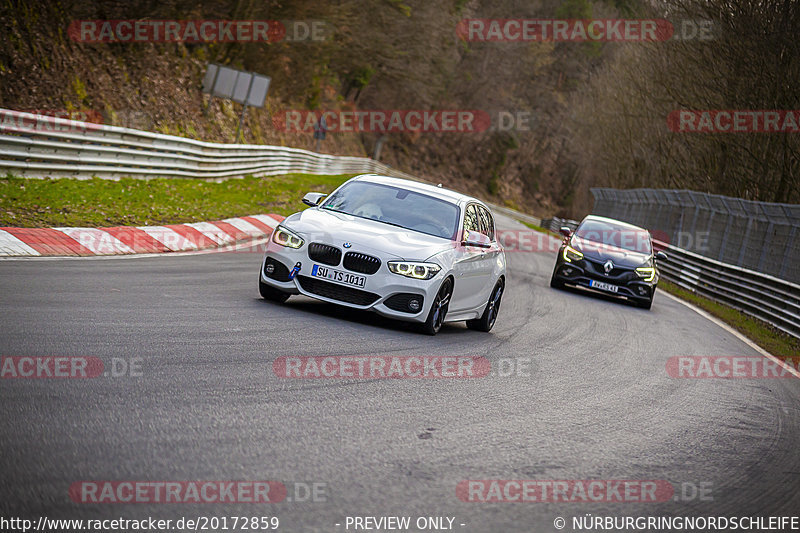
302,192,327,207
463,230,492,249
559,226,572,238
656,251,668,261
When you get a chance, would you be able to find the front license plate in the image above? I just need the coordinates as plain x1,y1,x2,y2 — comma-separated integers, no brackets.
311,264,366,288
589,280,619,293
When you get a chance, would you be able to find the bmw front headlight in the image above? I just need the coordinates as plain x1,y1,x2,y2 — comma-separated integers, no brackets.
272,226,304,249
388,261,441,280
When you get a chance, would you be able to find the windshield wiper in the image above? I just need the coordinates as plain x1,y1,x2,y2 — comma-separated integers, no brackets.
374,219,408,230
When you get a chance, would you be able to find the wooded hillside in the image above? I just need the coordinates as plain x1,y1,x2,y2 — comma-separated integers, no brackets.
1,0,797,216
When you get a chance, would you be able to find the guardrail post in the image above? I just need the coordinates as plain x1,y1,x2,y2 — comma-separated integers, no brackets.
654,193,665,236
716,198,732,262
779,224,797,279
704,210,715,254
688,201,701,250
736,217,754,267
235,104,248,143
757,221,774,272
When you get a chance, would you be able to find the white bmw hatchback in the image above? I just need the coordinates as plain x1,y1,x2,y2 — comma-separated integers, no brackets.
258,174,506,334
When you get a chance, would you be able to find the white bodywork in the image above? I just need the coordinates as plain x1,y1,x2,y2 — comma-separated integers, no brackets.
259,175,506,324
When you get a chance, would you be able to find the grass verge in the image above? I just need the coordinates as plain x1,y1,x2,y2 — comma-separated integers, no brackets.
521,220,561,239
658,280,799,366
0,173,355,227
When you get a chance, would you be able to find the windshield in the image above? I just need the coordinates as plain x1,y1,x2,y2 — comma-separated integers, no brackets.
574,219,652,254
320,181,459,240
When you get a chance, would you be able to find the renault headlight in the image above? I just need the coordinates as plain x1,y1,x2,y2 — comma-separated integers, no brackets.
562,245,584,262
635,267,656,282
272,226,304,249
388,261,441,280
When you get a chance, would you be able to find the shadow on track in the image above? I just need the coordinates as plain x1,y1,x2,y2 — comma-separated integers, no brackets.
251,296,469,336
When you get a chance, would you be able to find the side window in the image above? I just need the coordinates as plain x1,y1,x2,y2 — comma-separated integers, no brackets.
463,204,480,234
478,206,495,240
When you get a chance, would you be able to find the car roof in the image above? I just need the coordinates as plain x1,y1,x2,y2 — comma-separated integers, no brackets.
580,215,649,233
350,174,484,207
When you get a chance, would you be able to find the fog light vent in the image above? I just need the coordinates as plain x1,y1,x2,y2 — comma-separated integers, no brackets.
384,293,425,314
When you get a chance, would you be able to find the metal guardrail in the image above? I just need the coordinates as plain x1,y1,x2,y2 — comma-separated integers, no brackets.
591,187,800,284
491,205,542,228
0,109,419,180
653,239,800,339
540,216,579,233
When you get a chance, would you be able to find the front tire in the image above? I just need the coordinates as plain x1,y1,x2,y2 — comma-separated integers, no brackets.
420,278,453,335
467,280,504,332
259,279,290,303
550,270,564,289
638,291,654,310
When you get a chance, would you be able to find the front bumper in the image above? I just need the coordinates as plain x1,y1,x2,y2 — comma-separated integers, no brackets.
552,258,656,302
259,242,442,323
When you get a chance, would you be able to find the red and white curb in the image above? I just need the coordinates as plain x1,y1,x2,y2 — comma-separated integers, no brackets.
0,214,285,257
